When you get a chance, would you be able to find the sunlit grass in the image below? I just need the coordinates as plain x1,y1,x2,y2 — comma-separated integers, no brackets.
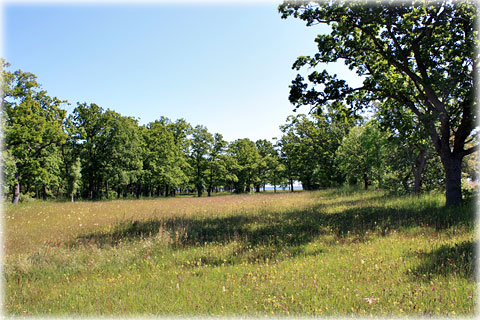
3,189,476,316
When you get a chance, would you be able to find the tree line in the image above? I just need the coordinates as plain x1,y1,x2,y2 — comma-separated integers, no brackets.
2,59,476,205
0,62,289,203
0,65,281,203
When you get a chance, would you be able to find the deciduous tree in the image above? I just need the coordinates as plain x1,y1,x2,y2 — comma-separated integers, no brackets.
206,133,231,196
279,0,478,205
2,64,67,204
336,121,383,190
228,138,261,193
190,125,214,197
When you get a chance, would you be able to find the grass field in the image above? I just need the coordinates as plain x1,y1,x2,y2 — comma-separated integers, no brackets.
3,189,477,317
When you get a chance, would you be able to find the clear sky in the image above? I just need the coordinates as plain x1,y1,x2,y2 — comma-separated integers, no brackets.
3,1,361,143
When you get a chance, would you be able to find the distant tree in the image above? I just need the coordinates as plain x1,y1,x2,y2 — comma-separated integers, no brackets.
167,118,192,195
142,118,187,198
2,63,67,204
254,139,274,192
190,125,214,197
276,133,297,192
376,101,438,194
268,141,287,192
69,104,143,199
222,153,240,193
279,0,478,205
142,121,171,197
228,138,261,193
68,103,105,200
36,145,64,199
206,133,231,196
279,107,353,190
336,121,384,190
100,111,143,199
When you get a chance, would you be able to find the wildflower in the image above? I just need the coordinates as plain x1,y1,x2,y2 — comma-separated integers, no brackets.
364,297,378,304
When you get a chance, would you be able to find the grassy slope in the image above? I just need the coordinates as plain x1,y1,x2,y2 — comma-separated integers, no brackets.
3,189,476,316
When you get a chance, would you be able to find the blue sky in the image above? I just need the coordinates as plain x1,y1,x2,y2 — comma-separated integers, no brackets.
4,2,361,143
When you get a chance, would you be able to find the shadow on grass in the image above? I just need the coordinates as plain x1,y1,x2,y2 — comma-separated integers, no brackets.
411,241,476,280
72,193,475,273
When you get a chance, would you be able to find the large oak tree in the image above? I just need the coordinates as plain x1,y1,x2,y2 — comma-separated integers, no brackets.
279,0,478,205
2,63,67,204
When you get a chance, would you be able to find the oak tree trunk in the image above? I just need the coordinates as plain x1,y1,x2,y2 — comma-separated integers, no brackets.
412,148,428,195
12,171,20,205
197,185,202,197
442,154,463,206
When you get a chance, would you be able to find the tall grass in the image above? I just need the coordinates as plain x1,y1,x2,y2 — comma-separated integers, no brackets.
3,189,476,316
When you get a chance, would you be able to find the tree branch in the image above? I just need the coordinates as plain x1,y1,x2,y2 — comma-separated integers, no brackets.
463,144,479,157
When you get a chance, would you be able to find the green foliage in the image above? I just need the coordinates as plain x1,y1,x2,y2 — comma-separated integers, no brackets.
167,118,193,191
276,129,299,190
190,125,214,197
2,55,473,202
228,138,261,193
206,133,232,195
279,0,478,205
68,103,104,199
376,98,444,194
255,139,286,191
68,103,143,199
266,146,286,191
279,111,353,190
2,62,67,203
141,118,190,197
101,111,143,197
336,121,384,189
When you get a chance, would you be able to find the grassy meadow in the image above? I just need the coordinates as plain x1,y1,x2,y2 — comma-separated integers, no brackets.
3,189,477,317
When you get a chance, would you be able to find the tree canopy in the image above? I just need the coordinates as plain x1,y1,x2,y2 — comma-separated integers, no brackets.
279,0,478,205
2,62,67,203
